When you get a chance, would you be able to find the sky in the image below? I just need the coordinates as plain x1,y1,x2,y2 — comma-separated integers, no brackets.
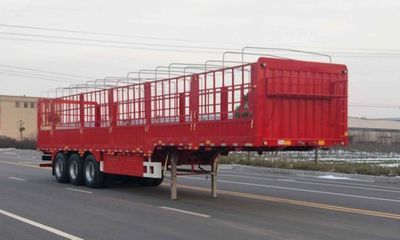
1,0,399,118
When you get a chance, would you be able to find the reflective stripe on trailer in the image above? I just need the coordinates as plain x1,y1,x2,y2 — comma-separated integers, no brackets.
143,161,162,178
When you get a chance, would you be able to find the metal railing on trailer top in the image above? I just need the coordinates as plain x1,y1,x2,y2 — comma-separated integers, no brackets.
42,47,332,98
40,64,253,129
39,47,333,129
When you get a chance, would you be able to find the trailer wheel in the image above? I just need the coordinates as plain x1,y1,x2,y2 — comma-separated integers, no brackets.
150,177,164,186
137,177,163,187
83,155,104,188
54,153,69,183
68,153,84,185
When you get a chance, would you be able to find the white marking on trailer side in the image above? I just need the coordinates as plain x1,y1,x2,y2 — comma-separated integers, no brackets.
159,206,211,218
143,161,162,178
0,208,84,240
99,161,104,172
8,177,26,182
65,187,93,194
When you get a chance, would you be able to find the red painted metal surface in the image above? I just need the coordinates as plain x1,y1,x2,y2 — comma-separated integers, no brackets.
37,57,348,175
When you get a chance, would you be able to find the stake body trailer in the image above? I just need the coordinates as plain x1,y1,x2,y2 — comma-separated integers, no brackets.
37,56,348,199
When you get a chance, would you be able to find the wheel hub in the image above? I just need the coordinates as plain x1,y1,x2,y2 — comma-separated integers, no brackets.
85,162,95,182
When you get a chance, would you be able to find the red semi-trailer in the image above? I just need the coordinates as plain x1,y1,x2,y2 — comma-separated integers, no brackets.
37,56,348,199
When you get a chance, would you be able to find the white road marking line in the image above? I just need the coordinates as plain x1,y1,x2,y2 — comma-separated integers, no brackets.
223,170,375,183
316,175,351,180
0,160,44,169
173,184,400,220
0,209,84,240
277,179,296,182
17,161,42,164
159,206,211,218
65,188,93,194
8,177,26,182
220,171,400,190
183,176,400,203
219,174,400,194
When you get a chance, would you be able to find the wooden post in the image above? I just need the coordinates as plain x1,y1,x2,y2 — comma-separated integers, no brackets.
314,148,319,164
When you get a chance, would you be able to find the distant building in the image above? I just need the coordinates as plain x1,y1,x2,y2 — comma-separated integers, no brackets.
0,95,38,139
349,117,400,144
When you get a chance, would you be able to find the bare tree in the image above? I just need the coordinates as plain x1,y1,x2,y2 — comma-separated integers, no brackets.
18,120,25,140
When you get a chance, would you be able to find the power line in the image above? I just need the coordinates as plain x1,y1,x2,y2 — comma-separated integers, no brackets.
0,23,229,46
0,36,220,54
2,35,400,59
0,32,231,51
322,51,400,55
0,64,94,79
2,24,400,53
330,55,400,58
350,104,400,109
0,71,80,83
2,32,400,56
0,69,86,82
1,29,400,58
1,36,399,60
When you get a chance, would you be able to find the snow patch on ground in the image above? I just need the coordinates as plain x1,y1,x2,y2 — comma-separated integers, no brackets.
316,175,351,180
0,148,16,151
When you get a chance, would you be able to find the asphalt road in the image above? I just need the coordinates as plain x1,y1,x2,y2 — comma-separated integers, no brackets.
0,149,399,240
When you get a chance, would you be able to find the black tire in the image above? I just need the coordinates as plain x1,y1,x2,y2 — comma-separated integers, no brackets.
83,155,104,188
68,153,84,185
137,177,164,187
54,152,69,183
150,177,164,186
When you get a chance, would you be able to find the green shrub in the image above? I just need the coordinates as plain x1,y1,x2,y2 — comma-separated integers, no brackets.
394,167,400,176
15,138,37,150
0,136,37,150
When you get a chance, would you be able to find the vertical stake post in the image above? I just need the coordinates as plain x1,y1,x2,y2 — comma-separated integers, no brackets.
314,148,319,164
